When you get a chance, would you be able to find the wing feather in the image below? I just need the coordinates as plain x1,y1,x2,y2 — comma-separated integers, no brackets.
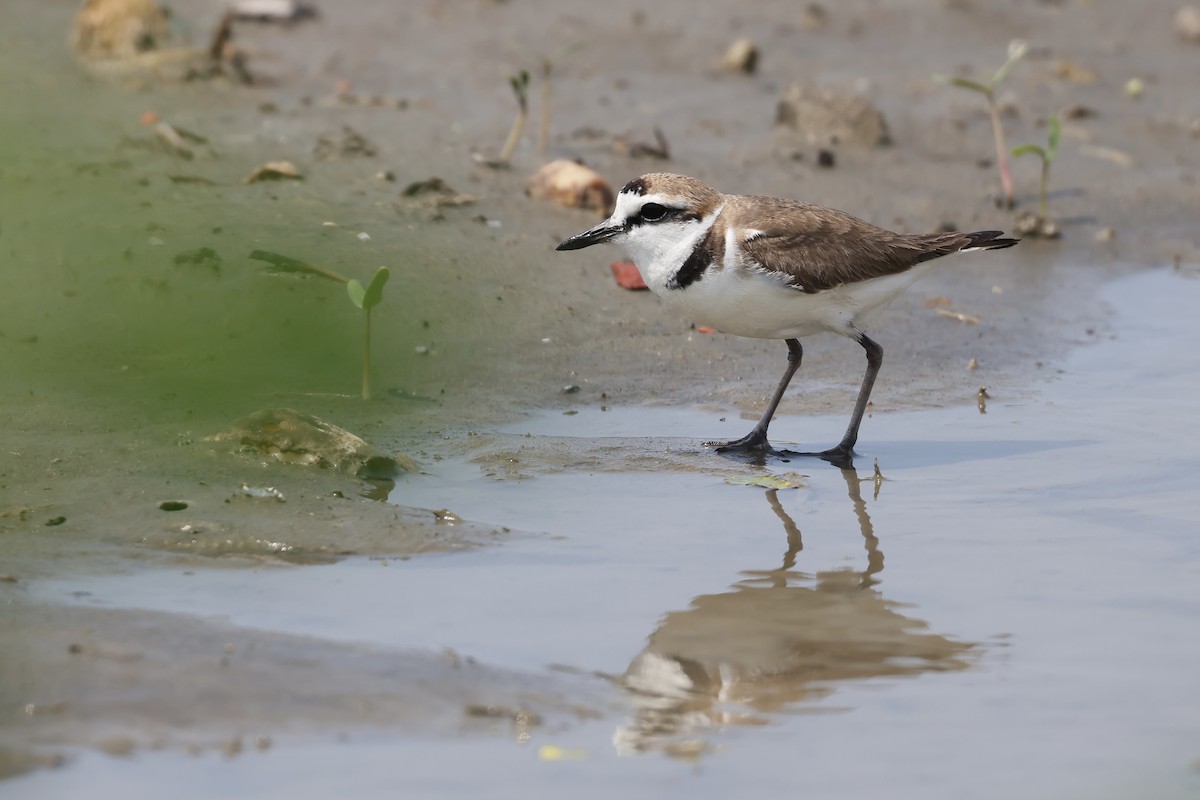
735,196,1006,293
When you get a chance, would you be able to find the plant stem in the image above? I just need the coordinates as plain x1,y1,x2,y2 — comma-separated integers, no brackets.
499,108,526,164
986,93,1014,209
1039,160,1050,219
362,306,372,401
538,63,551,153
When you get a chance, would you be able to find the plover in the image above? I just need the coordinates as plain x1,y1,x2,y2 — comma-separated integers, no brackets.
556,173,1018,463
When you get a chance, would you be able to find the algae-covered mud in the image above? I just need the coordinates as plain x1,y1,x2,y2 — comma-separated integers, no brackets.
3,1,1199,797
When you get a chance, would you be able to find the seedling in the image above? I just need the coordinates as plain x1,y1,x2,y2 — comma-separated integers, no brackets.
936,40,1029,209
346,267,390,401
1012,115,1061,218
497,70,530,165
250,250,393,400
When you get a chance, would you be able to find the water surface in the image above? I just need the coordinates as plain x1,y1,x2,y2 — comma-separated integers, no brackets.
16,269,1200,798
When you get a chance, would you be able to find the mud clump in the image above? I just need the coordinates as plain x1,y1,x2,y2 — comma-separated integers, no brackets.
71,0,172,62
207,408,411,479
775,83,891,148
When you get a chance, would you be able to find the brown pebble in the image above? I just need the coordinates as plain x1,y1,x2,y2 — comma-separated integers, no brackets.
801,4,828,29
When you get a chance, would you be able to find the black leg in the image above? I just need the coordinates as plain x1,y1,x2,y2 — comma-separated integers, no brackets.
709,338,803,455
819,332,882,463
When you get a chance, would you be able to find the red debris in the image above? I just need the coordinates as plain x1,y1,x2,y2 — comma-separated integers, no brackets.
696,326,717,334
610,261,648,290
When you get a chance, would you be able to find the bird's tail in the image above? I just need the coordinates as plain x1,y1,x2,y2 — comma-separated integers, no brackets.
962,231,1020,251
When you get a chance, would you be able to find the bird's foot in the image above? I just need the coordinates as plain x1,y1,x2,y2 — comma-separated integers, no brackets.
812,444,856,470
707,430,797,460
707,433,856,468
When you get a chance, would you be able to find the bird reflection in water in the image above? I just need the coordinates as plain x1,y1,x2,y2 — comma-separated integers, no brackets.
614,467,973,759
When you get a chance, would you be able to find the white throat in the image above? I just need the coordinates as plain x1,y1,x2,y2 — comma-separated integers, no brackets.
619,202,724,293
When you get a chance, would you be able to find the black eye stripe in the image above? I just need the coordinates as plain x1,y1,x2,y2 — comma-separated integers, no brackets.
625,203,700,228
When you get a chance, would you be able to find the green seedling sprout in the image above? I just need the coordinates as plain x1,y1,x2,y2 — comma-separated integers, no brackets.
346,267,390,401
250,250,394,400
936,39,1029,209
1012,116,1060,218
498,70,530,165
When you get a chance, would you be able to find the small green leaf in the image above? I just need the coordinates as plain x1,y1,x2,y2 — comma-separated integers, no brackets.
361,266,390,309
1046,115,1061,161
509,70,530,103
1011,144,1046,160
935,74,989,94
346,279,366,309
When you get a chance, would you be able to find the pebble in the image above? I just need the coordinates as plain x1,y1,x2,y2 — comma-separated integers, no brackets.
719,38,759,74
1176,6,1200,43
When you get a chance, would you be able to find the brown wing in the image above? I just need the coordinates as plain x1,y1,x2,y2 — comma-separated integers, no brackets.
737,197,1006,293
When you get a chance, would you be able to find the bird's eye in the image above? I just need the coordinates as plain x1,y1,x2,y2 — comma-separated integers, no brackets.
639,203,668,221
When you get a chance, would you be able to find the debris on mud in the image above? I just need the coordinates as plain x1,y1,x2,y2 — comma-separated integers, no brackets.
526,160,614,215
249,249,347,282
612,127,671,160
173,247,222,271
72,0,172,61
151,120,209,159
72,0,252,83
397,177,478,215
1013,210,1062,239
244,160,303,183
229,0,317,24
313,126,378,160
207,408,413,479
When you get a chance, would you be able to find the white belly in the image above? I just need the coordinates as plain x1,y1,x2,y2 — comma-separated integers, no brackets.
647,261,939,340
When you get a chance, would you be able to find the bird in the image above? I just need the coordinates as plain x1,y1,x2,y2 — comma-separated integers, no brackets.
555,172,1019,464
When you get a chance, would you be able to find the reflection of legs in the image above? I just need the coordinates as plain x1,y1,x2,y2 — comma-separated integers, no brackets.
758,469,882,587
764,488,803,577
838,466,883,586
711,339,803,455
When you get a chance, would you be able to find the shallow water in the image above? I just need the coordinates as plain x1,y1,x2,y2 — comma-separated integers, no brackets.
14,268,1200,798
